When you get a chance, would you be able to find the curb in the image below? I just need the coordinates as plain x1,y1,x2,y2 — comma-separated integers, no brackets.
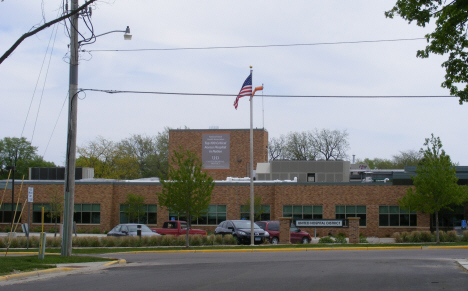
0,267,75,281
0,259,125,282
103,259,127,266
112,245,468,254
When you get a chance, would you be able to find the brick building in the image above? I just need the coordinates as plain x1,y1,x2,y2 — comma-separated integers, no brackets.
0,128,465,237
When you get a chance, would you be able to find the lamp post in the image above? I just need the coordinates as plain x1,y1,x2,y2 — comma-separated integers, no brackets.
61,0,131,256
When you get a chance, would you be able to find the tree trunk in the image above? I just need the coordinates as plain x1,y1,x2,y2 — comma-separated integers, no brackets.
54,216,57,238
435,210,440,244
186,213,191,248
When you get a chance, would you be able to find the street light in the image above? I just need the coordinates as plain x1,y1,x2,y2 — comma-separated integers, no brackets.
62,0,131,256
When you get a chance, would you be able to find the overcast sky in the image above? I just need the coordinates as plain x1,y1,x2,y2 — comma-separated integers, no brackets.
1,0,467,167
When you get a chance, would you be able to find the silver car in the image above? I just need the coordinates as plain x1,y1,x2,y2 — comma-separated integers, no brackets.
107,223,160,237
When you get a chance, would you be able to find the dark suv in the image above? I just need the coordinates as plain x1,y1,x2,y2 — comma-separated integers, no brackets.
215,220,269,244
256,221,312,244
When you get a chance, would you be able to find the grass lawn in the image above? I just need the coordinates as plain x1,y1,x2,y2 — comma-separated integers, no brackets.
4,241,468,255
0,255,113,276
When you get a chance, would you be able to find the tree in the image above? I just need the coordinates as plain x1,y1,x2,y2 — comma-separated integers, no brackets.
47,185,64,237
241,196,265,221
358,150,423,169
117,128,170,179
76,136,140,179
122,193,146,223
385,1,468,103
0,137,56,179
268,135,286,160
283,131,316,160
157,148,214,248
309,129,349,160
392,150,423,168
399,134,468,243
0,0,98,65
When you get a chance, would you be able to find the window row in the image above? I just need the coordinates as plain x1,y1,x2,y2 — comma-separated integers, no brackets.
5,203,438,228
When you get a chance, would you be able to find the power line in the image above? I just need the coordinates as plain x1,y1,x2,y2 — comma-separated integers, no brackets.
81,88,454,98
84,37,426,52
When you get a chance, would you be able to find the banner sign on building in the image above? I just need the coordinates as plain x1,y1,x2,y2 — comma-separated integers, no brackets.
296,220,344,228
202,133,230,169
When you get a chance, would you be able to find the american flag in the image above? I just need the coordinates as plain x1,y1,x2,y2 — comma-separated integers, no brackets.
233,73,252,109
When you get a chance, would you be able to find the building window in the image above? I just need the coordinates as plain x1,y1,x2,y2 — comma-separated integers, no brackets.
33,203,61,224
283,205,323,224
169,205,227,225
432,205,464,227
379,206,417,227
240,205,270,221
120,204,157,225
336,205,366,226
74,204,100,224
0,203,21,223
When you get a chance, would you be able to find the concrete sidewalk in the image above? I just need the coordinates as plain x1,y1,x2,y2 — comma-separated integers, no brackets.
0,258,126,286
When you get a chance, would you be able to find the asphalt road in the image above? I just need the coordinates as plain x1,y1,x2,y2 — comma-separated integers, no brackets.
3,249,468,290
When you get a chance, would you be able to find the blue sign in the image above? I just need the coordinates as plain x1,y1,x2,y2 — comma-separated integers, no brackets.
171,217,175,221
462,220,466,229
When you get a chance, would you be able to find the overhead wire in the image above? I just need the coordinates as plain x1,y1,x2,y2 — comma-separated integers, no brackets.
20,8,62,140
30,19,60,144
84,37,426,53
79,88,454,98
43,92,68,158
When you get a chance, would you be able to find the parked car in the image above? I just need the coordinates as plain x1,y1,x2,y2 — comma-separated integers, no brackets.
255,221,312,244
151,221,207,236
214,220,269,245
107,224,160,237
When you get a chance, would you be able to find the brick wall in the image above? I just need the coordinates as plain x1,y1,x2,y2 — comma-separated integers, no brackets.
0,181,438,237
169,129,268,180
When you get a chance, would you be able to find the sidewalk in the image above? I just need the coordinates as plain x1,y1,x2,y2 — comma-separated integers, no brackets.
0,258,126,286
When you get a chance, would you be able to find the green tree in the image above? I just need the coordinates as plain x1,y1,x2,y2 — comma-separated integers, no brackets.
157,148,214,248
241,196,265,221
0,137,56,179
76,136,140,179
358,150,422,169
122,193,146,223
399,134,468,243
385,1,468,103
47,185,64,237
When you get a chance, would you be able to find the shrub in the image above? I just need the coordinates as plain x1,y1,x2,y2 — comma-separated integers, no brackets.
392,232,402,243
359,236,368,243
101,236,117,247
77,228,86,234
400,231,410,242
91,228,101,234
409,231,422,243
32,227,42,232
446,230,457,242
438,231,448,242
462,230,468,242
318,236,334,244
420,231,433,242
334,235,347,244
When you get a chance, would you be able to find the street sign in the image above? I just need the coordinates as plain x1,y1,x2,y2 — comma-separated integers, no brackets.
296,220,344,228
28,187,34,202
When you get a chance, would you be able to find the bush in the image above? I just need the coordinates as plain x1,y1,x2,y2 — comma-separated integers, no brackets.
334,235,347,244
462,230,468,242
91,228,101,234
318,236,334,244
392,232,402,243
446,230,457,242
420,231,433,242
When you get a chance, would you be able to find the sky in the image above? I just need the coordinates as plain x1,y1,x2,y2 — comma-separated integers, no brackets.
1,0,467,167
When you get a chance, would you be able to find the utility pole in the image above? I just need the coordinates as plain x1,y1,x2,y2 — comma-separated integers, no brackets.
61,0,79,256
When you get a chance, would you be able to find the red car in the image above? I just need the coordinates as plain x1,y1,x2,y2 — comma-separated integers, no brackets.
256,221,312,244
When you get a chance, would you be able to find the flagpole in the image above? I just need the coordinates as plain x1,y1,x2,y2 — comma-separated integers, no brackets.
249,66,255,246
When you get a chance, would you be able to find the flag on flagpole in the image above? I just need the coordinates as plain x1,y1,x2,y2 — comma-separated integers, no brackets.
233,73,252,109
